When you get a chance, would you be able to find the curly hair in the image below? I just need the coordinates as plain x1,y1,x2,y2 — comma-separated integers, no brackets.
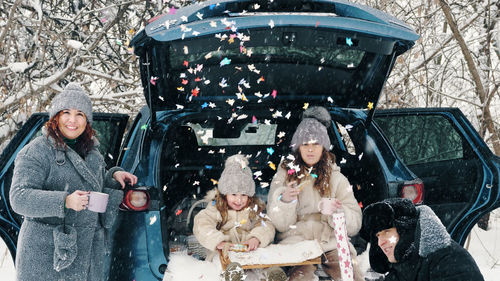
214,189,268,231
281,149,336,197
45,112,96,158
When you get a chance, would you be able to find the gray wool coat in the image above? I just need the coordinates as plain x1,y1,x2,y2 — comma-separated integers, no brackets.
10,132,124,281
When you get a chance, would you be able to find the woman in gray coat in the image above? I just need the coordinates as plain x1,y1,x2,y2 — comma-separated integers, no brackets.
9,83,137,281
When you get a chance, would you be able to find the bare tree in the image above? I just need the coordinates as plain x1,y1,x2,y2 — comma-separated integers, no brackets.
356,0,500,156
0,0,188,150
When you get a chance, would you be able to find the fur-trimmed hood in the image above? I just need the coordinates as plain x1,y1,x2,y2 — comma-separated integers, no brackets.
203,188,218,202
416,205,451,257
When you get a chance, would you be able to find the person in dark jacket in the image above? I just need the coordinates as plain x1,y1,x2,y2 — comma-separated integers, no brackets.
361,198,484,281
9,82,137,281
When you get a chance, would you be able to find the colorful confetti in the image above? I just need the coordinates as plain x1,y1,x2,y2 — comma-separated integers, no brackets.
271,89,277,99
219,78,228,88
268,162,276,170
149,215,157,225
367,102,374,110
150,76,158,85
191,87,200,97
220,57,231,66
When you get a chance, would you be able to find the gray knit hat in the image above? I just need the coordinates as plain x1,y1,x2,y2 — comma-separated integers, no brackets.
290,106,331,151
49,83,93,124
218,154,255,196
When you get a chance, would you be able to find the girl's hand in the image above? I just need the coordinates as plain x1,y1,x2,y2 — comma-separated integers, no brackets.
320,198,343,215
280,181,300,203
113,171,138,189
65,190,90,211
244,237,261,251
216,241,229,250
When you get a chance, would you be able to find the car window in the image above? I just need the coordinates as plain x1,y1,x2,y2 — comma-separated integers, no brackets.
375,114,464,165
188,122,277,146
172,45,365,70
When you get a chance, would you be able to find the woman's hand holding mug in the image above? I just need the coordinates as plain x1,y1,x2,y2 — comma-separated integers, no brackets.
65,190,90,211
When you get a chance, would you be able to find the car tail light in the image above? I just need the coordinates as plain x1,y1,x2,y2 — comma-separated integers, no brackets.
120,187,150,211
401,182,424,205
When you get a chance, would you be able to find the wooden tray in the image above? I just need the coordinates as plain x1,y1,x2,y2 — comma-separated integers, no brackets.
218,249,321,270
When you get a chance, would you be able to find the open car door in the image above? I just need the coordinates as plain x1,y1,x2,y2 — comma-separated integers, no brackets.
374,108,500,244
0,112,129,261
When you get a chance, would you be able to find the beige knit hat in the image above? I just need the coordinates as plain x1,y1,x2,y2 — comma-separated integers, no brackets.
217,154,255,196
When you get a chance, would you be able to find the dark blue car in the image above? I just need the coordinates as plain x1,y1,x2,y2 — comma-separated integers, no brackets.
1,0,499,280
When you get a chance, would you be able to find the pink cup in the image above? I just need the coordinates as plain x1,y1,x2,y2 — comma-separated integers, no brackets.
87,191,109,213
317,197,336,215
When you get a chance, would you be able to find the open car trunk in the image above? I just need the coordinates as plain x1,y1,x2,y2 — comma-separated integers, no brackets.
156,106,392,260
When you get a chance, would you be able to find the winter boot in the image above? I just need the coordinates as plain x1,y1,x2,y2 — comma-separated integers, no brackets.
265,266,287,281
222,262,244,281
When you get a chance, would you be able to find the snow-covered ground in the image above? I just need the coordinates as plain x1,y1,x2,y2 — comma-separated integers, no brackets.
0,240,14,280
1,208,500,280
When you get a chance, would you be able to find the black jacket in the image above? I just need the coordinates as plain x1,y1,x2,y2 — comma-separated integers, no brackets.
375,206,484,281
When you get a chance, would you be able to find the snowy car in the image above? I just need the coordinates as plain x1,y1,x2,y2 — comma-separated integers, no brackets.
1,0,499,280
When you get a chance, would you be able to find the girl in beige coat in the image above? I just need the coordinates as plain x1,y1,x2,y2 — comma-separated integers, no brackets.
267,106,364,281
193,154,285,281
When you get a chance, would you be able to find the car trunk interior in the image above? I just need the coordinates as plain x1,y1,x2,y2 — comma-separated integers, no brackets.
157,106,386,259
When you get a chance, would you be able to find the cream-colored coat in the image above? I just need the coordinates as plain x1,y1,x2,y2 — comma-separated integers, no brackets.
193,190,275,261
267,163,362,254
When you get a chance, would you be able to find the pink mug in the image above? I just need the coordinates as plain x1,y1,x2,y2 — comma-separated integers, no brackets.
87,191,109,213
317,197,336,215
